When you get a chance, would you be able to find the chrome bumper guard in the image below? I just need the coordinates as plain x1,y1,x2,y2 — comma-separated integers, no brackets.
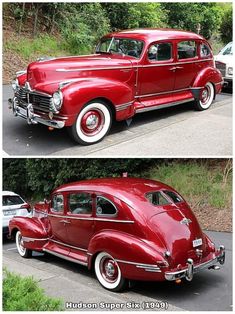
8,97,65,129
165,245,225,281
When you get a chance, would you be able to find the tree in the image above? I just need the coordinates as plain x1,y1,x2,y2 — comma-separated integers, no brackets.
220,7,232,43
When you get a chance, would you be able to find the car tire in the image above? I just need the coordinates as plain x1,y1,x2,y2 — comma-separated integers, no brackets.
68,101,112,145
194,82,215,111
15,230,32,258
94,252,127,292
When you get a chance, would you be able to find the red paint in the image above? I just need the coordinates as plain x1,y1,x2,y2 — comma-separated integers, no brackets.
9,178,224,284
12,29,223,139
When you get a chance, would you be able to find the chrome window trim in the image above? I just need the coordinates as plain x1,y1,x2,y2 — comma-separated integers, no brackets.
96,195,118,217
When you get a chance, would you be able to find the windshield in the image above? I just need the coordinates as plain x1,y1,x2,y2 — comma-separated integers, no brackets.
219,42,233,56
96,37,144,59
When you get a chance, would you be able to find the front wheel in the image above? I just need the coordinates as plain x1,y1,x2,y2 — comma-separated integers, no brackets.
194,82,215,111
94,252,127,292
68,101,112,145
16,230,32,258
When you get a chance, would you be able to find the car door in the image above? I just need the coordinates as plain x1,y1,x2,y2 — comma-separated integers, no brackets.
137,41,175,102
173,39,198,90
48,193,68,243
65,191,95,249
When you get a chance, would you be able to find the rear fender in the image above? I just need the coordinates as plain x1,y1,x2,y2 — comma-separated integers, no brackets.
191,67,223,99
88,230,166,274
61,78,135,123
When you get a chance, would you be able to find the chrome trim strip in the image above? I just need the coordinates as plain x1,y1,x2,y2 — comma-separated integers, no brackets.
135,87,190,99
140,58,213,68
136,98,194,113
115,259,159,268
116,101,133,112
16,70,27,76
22,236,48,242
43,248,88,266
48,213,134,224
56,66,133,72
215,81,224,86
50,238,87,252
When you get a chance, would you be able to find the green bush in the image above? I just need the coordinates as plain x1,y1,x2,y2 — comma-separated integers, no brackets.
3,269,63,311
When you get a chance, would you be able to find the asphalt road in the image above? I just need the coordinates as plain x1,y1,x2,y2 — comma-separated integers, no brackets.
3,231,232,311
3,85,232,156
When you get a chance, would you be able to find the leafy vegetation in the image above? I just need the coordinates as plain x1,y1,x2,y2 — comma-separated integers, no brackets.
3,159,232,211
3,268,63,311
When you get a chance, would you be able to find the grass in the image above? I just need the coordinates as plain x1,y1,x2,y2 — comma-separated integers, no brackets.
4,34,69,59
3,268,63,311
146,160,232,210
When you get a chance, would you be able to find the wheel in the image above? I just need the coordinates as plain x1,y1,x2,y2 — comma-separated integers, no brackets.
194,82,215,111
68,101,112,145
15,230,32,258
94,252,127,292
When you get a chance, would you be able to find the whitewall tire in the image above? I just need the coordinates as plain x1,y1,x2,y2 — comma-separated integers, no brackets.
16,230,32,258
94,252,127,292
194,82,215,111
68,101,112,145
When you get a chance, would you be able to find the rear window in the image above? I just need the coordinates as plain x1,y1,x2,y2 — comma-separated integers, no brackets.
3,195,24,206
146,192,169,206
163,190,182,203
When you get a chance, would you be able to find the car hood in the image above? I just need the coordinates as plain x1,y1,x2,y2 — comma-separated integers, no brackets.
149,203,207,267
26,54,134,94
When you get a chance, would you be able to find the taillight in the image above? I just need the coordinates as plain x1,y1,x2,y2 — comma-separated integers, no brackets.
21,203,31,213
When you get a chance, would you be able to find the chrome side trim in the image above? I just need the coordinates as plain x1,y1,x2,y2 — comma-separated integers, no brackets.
140,58,213,68
43,248,88,266
48,213,134,224
49,238,87,252
116,101,133,112
16,70,27,76
136,98,194,113
115,259,159,268
22,236,48,242
56,66,133,72
135,87,190,99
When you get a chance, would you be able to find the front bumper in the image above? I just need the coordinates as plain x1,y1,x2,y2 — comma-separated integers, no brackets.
165,245,225,281
8,97,65,129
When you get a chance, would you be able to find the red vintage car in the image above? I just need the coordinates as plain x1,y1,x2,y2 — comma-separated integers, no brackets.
8,29,223,145
9,178,225,292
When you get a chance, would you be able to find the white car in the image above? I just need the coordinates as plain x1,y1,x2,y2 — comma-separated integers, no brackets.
215,42,233,88
2,191,31,236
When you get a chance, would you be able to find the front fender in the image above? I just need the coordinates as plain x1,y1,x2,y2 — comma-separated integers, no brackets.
61,77,135,122
9,216,48,239
88,230,165,270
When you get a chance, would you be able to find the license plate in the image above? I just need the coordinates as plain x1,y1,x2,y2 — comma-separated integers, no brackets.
4,210,16,216
193,238,202,247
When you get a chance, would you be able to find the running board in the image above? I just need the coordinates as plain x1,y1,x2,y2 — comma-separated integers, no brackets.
43,248,88,267
135,98,194,113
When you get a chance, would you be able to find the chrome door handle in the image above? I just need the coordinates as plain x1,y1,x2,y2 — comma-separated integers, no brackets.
175,66,184,70
169,67,177,71
59,219,71,224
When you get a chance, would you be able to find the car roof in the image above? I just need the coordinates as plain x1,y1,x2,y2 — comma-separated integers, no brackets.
2,191,19,196
53,177,179,213
105,28,205,43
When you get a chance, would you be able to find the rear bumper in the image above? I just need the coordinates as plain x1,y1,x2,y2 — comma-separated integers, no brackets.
8,97,65,129
165,245,225,281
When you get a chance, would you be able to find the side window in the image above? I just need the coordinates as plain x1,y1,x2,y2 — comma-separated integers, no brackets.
51,194,64,213
177,41,196,59
68,193,92,215
146,192,169,206
96,196,117,216
148,42,172,61
200,43,211,58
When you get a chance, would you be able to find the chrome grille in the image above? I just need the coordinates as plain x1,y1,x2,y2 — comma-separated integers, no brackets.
15,87,52,113
215,61,226,77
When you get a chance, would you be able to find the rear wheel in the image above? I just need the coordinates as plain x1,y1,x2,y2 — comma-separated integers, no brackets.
194,82,214,111
68,101,112,145
16,230,32,258
94,252,127,292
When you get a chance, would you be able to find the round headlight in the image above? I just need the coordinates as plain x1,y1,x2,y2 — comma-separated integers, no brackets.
228,67,233,76
11,78,19,91
52,90,63,110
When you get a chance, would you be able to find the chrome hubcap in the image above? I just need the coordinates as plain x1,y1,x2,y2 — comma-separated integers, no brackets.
105,262,115,277
86,114,99,130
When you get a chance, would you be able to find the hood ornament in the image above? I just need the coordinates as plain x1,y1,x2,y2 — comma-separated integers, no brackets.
180,217,192,226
